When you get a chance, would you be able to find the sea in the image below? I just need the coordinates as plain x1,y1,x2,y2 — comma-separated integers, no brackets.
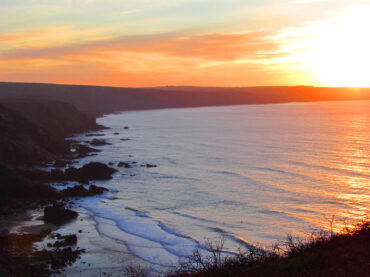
64,100,369,273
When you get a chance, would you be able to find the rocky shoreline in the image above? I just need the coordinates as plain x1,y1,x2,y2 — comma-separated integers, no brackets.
0,100,136,276
0,136,118,276
0,99,159,276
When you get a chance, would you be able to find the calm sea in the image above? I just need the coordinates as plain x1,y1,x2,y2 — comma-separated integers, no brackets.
71,100,369,271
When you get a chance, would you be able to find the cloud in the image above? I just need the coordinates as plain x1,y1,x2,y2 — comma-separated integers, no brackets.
0,30,280,62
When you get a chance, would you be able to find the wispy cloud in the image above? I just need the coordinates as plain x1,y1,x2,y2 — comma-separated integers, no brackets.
0,31,279,61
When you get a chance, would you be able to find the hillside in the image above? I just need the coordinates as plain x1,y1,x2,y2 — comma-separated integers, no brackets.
0,104,71,166
0,99,102,139
0,99,102,166
0,82,369,116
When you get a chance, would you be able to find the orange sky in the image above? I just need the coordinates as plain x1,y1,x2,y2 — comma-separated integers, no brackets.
1,0,370,87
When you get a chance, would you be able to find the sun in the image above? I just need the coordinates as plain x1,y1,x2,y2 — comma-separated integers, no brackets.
291,7,370,87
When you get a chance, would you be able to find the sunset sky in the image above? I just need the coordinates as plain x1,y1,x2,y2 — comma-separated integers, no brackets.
1,0,370,87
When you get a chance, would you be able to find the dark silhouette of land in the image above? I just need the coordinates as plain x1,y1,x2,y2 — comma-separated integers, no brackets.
0,82,369,116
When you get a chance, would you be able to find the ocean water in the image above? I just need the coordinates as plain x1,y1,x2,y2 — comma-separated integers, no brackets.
70,100,369,272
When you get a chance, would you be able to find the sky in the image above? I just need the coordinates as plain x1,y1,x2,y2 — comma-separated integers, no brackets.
1,0,370,87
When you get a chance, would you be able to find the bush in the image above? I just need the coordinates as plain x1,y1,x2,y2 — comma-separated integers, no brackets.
167,221,370,277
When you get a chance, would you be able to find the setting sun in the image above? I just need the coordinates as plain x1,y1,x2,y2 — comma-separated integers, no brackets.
295,7,370,87
1,1,370,87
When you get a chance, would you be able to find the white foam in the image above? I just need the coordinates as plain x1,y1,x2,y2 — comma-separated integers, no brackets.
78,196,202,268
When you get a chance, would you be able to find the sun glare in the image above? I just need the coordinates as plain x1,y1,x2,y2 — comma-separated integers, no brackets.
293,8,370,87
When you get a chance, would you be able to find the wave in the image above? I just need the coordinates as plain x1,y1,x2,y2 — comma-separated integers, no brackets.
79,198,204,267
255,167,320,182
207,227,256,251
292,161,370,178
171,211,227,226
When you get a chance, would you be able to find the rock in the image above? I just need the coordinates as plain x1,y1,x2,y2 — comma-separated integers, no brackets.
141,164,157,168
53,160,68,168
89,184,108,195
85,133,105,137
43,204,78,226
77,162,117,181
108,162,114,166
65,162,117,183
32,247,85,270
113,132,119,135
88,139,111,146
123,126,129,130
20,162,117,184
62,185,89,197
73,145,100,157
50,168,64,179
52,234,77,247
62,184,108,197
117,162,132,168
120,138,131,141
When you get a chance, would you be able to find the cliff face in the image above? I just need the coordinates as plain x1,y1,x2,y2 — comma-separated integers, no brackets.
0,100,102,166
0,104,68,166
0,99,102,139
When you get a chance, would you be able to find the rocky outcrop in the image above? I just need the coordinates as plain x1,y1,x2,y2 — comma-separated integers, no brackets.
62,185,108,197
20,162,117,184
87,139,111,146
117,162,132,168
43,204,78,226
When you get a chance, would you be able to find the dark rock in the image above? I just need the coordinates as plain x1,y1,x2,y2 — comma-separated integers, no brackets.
89,185,108,195
123,126,129,130
120,138,131,141
73,145,100,155
117,162,132,168
62,184,108,197
88,139,111,146
43,204,78,226
141,164,157,168
63,162,117,183
85,133,105,137
108,162,114,166
50,168,64,179
52,234,77,247
113,132,119,135
76,162,117,181
32,247,85,270
62,185,89,197
53,160,68,168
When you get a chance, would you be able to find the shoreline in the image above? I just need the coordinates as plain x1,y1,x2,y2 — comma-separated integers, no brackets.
0,118,157,275
2,101,369,276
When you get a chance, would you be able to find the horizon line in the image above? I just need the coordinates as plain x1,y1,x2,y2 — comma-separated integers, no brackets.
1,81,370,90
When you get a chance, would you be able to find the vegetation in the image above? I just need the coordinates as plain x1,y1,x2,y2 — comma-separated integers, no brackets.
166,221,370,277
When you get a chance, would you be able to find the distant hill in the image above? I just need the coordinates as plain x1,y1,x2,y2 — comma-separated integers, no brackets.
0,82,369,116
